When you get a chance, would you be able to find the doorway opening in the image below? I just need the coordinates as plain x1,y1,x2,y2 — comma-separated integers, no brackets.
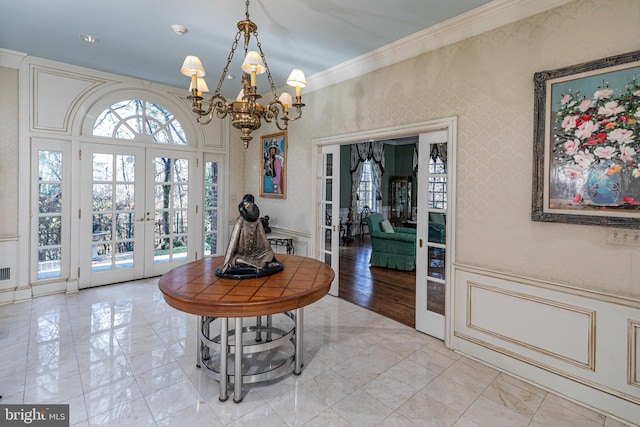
314,117,455,340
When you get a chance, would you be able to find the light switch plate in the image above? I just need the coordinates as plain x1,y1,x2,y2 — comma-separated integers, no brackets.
607,230,640,247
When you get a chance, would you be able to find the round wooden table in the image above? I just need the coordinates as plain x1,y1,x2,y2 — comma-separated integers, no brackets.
158,254,334,402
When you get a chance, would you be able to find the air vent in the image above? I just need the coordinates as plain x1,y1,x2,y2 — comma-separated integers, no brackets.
0,267,10,281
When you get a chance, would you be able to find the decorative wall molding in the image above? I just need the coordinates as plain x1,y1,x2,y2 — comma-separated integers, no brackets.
629,319,640,389
306,0,575,93
31,65,107,133
0,48,26,69
455,263,640,309
466,281,596,370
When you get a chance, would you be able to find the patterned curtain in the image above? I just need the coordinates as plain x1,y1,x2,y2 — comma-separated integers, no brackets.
350,142,368,214
370,141,385,198
350,142,386,236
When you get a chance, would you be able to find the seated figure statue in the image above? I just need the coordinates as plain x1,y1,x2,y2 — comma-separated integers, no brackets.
216,194,283,278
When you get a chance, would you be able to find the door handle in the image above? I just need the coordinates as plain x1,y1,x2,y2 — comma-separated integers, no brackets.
419,238,423,248
137,212,152,222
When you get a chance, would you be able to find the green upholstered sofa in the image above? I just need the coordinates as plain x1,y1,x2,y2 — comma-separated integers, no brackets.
362,213,416,271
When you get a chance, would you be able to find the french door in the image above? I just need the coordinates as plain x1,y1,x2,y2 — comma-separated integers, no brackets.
415,130,450,339
319,145,340,295
79,143,197,288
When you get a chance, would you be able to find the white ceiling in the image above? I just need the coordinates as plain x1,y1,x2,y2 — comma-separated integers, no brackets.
0,0,493,98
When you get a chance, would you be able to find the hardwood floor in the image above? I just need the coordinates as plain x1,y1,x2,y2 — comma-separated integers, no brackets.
338,235,416,328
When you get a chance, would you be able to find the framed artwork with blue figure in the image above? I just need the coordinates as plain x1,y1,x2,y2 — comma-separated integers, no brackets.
260,132,287,199
532,50,640,228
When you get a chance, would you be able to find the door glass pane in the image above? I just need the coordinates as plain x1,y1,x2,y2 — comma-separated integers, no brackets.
115,155,135,181
92,153,113,181
323,203,333,250
324,178,333,201
427,247,445,280
115,184,135,210
427,280,445,315
39,184,62,213
92,184,112,210
426,142,448,316
324,153,333,176
37,150,63,280
92,153,135,272
204,160,219,257
174,211,188,234
173,185,189,208
428,213,446,244
154,156,189,263
116,213,135,240
38,217,61,246
38,151,62,181
38,248,61,280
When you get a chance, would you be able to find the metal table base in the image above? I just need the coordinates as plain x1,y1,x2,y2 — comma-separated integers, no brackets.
196,308,304,402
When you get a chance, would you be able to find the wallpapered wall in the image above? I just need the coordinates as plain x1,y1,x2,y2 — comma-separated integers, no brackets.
242,0,640,299
0,67,18,238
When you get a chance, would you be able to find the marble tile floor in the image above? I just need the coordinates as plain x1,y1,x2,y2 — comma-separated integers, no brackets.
0,278,633,427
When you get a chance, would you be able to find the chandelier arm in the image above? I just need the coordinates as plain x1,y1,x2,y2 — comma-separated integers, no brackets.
265,99,290,131
195,95,229,125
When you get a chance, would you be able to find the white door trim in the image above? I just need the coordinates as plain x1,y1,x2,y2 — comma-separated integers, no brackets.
312,116,457,345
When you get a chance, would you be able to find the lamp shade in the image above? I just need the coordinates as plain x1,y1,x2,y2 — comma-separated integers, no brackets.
278,92,293,108
286,69,306,88
181,55,206,77
241,51,265,74
189,78,209,93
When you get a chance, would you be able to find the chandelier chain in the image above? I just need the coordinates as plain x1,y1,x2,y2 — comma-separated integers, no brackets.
253,32,279,99
215,31,243,95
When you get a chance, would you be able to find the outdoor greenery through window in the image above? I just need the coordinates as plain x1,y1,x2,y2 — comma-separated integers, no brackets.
204,161,219,256
357,160,377,211
153,157,189,263
93,99,187,144
38,150,63,279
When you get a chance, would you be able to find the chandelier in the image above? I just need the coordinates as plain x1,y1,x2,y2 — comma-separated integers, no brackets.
180,0,306,148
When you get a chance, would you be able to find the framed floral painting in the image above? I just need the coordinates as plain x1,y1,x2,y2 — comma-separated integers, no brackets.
260,132,287,199
532,50,640,228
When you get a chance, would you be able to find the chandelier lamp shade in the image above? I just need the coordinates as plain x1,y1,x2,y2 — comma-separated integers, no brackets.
180,0,306,148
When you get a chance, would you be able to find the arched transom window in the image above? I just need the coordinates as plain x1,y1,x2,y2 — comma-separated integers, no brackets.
93,99,187,144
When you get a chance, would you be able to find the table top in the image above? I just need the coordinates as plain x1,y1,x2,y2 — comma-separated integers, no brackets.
158,255,334,317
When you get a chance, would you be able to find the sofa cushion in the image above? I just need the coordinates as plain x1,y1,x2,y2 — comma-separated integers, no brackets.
380,219,394,233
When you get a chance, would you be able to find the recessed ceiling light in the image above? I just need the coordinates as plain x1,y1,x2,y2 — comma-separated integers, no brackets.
226,74,236,80
171,24,188,36
79,34,100,43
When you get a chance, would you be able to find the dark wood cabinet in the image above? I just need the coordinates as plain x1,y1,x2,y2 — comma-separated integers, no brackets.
390,176,412,225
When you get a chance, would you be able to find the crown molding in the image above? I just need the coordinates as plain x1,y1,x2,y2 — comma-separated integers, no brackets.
0,48,27,69
307,0,575,93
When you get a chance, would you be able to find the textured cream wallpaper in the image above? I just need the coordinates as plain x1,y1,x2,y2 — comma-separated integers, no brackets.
236,0,640,298
0,67,19,237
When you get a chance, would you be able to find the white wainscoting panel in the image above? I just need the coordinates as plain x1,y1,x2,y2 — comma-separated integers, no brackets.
630,320,640,389
452,265,640,425
467,282,595,369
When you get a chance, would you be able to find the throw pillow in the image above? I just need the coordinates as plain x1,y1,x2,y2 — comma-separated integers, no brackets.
380,219,394,233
